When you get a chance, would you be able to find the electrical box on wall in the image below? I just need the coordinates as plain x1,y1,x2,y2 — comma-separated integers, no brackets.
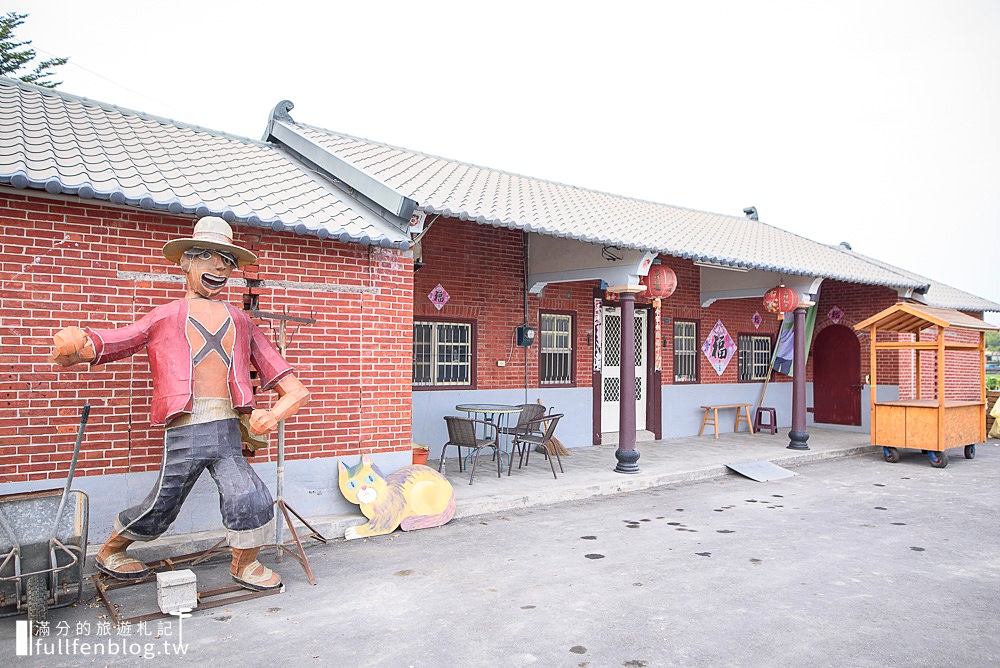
515,326,536,347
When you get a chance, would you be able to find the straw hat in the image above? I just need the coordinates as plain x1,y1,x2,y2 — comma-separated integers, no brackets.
162,217,257,267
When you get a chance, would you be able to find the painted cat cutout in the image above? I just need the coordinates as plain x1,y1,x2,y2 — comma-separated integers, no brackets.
339,454,456,540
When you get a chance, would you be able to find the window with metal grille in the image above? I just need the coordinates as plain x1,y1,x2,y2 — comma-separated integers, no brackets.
738,334,772,381
413,320,474,387
539,312,574,385
673,320,699,383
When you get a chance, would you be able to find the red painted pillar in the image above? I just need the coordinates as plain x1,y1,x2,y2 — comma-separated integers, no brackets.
612,286,645,473
788,303,812,450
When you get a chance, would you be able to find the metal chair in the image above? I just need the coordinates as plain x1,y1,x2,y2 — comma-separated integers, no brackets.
439,416,501,485
509,413,564,479
498,403,548,439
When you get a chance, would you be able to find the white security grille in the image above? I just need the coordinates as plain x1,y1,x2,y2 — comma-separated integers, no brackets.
674,321,698,382
738,334,772,381
540,313,573,385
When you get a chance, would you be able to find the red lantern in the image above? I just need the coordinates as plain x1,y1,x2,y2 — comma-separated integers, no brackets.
763,284,798,317
642,265,678,300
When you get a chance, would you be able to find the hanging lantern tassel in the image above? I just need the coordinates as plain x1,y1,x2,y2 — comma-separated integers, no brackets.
763,284,798,319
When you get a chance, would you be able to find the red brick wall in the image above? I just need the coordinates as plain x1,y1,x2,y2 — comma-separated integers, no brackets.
415,219,606,390
813,281,986,400
658,255,786,385
415,228,989,408
415,219,545,389
913,326,984,401
416,225,793,389
813,280,901,385
535,282,597,387
0,192,412,483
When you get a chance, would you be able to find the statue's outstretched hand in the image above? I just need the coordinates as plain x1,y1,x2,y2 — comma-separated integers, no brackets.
52,326,95,367
247,376,308,435
248,408,278,435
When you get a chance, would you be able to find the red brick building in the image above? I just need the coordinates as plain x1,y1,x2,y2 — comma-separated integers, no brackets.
2,79,997,538
0,82,413,537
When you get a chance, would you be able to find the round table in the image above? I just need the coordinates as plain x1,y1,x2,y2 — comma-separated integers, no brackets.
454,403,523,467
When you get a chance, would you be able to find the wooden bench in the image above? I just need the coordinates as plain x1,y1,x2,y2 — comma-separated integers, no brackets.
698,404,755,438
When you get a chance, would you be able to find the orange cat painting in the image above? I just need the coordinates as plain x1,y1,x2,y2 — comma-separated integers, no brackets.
338,455,456,540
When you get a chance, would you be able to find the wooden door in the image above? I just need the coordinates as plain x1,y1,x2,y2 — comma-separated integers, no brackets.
813,324,861,425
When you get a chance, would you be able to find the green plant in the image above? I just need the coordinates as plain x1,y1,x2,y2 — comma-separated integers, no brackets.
987,375,999,391
0,12,68,88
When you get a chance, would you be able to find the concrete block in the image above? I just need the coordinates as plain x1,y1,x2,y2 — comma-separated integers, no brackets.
156,569,198,614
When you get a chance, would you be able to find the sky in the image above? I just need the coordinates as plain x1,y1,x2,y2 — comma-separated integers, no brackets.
10,0,1000,323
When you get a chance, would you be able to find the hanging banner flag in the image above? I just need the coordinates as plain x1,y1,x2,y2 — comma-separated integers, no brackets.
702,319,736,376
772,304,817,376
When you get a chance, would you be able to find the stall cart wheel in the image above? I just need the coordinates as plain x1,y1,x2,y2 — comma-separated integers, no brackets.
26,574,48,632
883,447,900,463
928,451,949,468
964,444,975,459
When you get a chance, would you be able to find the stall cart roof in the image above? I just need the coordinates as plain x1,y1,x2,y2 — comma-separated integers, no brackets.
854,302,1000,334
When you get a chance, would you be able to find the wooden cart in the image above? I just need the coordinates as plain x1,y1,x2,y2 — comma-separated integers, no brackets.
855,303,998,468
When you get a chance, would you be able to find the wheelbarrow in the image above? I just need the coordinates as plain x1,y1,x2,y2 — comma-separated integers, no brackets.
0,405,90,632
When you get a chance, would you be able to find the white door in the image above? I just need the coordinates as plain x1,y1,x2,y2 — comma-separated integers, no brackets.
601,306,647,433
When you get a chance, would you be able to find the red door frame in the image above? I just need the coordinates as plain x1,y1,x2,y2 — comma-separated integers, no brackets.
591,293,659,443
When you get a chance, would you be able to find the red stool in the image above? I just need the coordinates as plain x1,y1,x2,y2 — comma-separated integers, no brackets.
753,407,777,434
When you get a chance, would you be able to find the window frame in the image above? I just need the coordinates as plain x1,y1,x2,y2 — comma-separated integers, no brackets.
412,317,477,390
538,309,577,387
737,332,774,382
673,319,700,384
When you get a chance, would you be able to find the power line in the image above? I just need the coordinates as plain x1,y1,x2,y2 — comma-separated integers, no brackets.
34,45,188,118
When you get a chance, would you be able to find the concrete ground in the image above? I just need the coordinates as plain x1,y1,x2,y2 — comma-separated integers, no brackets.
437,425,875,519
3,426,996,667
100,426,876,562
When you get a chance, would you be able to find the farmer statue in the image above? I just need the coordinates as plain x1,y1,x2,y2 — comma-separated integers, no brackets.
51,217,309,591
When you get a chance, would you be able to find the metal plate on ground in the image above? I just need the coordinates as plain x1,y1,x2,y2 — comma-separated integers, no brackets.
726,461,797,482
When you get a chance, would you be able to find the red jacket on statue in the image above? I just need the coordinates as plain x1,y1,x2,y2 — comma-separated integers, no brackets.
85,299,292,427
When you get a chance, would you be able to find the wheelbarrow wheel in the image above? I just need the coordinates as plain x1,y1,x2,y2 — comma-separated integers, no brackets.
26,574,48,632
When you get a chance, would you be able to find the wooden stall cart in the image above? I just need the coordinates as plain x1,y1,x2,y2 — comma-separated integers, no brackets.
855,303,998,468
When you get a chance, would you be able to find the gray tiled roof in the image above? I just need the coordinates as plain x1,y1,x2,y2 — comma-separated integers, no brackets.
0,78,409,249
293,122,929,291
832,243,1000,312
